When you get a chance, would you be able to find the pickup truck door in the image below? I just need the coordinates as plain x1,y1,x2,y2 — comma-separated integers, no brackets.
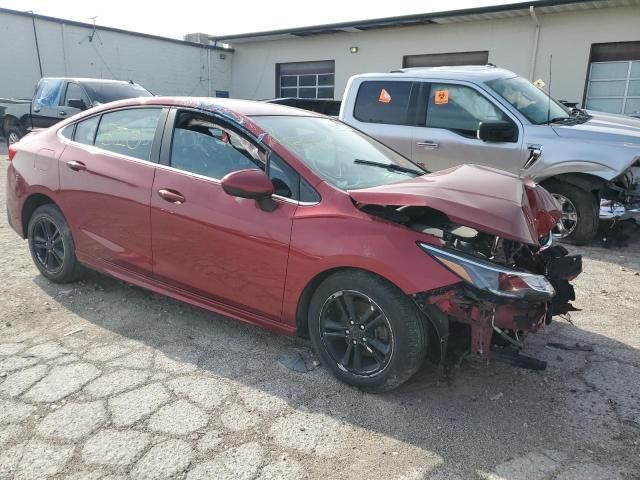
411,81,527,174
59,81,91,119
31,78,69,128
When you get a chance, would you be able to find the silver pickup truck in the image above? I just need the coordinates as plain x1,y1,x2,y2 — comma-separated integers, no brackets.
339,66,640,244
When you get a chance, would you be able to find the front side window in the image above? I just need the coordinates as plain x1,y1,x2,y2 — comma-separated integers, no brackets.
64,83,91,109
34,78,64,109
74,116,100,146
425,83,509,136
354,81,414,125
487,76,569,124
252,115,425,190
170,111,264,180
94,108,162,161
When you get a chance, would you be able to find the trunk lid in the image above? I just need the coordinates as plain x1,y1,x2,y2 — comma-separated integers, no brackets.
348,164,560,245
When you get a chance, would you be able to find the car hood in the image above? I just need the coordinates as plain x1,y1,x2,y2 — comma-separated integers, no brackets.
552,111,640,145
348,164,560,245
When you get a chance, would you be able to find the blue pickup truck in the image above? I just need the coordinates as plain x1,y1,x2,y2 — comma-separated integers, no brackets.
2,77,151,147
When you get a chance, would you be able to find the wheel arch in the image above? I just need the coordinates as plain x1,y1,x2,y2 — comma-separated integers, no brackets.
540,172,606,198
21,193,58,239
3,115,21,137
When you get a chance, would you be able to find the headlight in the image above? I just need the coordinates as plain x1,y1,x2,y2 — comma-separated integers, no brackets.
419,243,555,300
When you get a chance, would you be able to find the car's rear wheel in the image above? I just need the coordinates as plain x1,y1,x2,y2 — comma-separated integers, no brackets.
543,180,599,245
5,126,22,148
308,270,426,392
27,204,86,283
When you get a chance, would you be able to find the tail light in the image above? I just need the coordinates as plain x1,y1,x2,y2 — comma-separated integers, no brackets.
8,145,17,161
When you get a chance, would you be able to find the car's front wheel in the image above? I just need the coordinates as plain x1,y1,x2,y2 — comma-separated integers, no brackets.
27,204,86,283
543,179,599,245
308,270,427,392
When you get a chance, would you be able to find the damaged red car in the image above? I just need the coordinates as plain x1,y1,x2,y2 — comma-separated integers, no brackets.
5,97,582,391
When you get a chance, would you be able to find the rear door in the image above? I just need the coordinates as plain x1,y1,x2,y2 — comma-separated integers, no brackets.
58,106,167,275
31,78,67,129
343,79,418,159
412,81,526,173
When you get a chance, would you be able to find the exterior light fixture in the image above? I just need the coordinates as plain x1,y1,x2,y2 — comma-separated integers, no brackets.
350,46,359,54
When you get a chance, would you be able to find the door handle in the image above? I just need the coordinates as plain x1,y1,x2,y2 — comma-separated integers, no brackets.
66,160,87,171
417,141,440,150
59,111,67,116
158,189,186,204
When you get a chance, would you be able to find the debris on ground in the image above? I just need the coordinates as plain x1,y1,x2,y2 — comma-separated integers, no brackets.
546,342,594,352
278,350,319,373
490,392,504,401
62,328,84,337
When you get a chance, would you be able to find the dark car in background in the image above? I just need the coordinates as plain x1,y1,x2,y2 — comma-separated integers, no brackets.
2,77,151,146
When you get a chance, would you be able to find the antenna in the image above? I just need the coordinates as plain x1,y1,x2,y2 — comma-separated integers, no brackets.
547,54,552,124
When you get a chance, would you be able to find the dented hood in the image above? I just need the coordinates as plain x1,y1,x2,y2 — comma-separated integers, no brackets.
348,164,560,245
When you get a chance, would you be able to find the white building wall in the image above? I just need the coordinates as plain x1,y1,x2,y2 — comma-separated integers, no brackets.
0,11,233,99
228,4,640,105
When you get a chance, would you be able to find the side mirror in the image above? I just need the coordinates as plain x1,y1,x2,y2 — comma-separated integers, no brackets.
221,169,277,212
67,98,88,110
477,121,517,143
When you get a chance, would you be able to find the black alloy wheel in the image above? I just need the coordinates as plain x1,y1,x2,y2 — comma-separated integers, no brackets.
31,217,65,274
319,290,394,377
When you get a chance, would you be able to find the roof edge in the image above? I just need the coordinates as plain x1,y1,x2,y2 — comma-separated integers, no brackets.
0,7,233,52
213,0,605,41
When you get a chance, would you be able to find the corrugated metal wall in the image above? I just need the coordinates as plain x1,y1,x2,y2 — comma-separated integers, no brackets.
0,10,232,99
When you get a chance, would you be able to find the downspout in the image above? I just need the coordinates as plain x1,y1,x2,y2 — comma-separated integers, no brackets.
528,5,540,81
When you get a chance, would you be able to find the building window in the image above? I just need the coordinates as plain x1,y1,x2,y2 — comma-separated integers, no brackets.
402,51,489,68
276,60,335,99
585,42,640,116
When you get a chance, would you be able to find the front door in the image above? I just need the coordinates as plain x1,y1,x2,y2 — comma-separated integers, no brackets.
412,82,526,174
58,107,166,274
150,109,297,320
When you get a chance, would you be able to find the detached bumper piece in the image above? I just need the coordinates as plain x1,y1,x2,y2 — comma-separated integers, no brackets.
414,247,582,372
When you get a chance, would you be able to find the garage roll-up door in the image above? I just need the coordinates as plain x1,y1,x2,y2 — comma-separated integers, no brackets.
585,42,640,117
403,51,489,68
276,60,335,99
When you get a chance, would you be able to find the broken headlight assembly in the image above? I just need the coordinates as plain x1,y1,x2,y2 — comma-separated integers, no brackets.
419,243,555,301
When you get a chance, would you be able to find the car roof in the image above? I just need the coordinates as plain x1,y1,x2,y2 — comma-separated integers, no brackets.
352,66,518,83
97,96,324,117
44,77,145,86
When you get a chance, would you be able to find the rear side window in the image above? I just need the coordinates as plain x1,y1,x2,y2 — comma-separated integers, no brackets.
60,124,75,140
353,81,414,125
94,108,162,161
74,116,100,146
34,78,65,109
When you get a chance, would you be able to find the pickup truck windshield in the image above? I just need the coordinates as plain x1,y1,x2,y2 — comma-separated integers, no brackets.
486,76,570,125
251,115,425,190
82,82,152,104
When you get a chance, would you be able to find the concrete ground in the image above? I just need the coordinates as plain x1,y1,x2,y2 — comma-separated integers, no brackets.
0,154,639,480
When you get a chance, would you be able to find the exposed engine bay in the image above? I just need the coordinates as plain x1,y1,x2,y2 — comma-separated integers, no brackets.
360,203,583,370
601,162,640,219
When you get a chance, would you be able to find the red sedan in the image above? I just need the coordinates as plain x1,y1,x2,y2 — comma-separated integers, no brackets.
5,97,581,391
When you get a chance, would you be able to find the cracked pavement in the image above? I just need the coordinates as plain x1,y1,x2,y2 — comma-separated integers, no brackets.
0,155,639,479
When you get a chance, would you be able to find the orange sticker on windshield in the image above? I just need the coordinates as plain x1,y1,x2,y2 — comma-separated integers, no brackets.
378,88,391,104
434,89,449,105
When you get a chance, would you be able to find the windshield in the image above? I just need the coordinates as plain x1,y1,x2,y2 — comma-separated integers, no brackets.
251,116,425,190
486,76,569,124
82,82,152,104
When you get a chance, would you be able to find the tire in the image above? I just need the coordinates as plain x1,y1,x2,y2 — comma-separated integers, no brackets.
5,126,23,148
27,204,86,283
543,179,599,246
308,270,427,392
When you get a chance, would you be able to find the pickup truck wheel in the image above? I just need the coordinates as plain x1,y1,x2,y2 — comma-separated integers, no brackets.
543,180,599,245
5,127,22,147
308,270,426,392
27,204,86,283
